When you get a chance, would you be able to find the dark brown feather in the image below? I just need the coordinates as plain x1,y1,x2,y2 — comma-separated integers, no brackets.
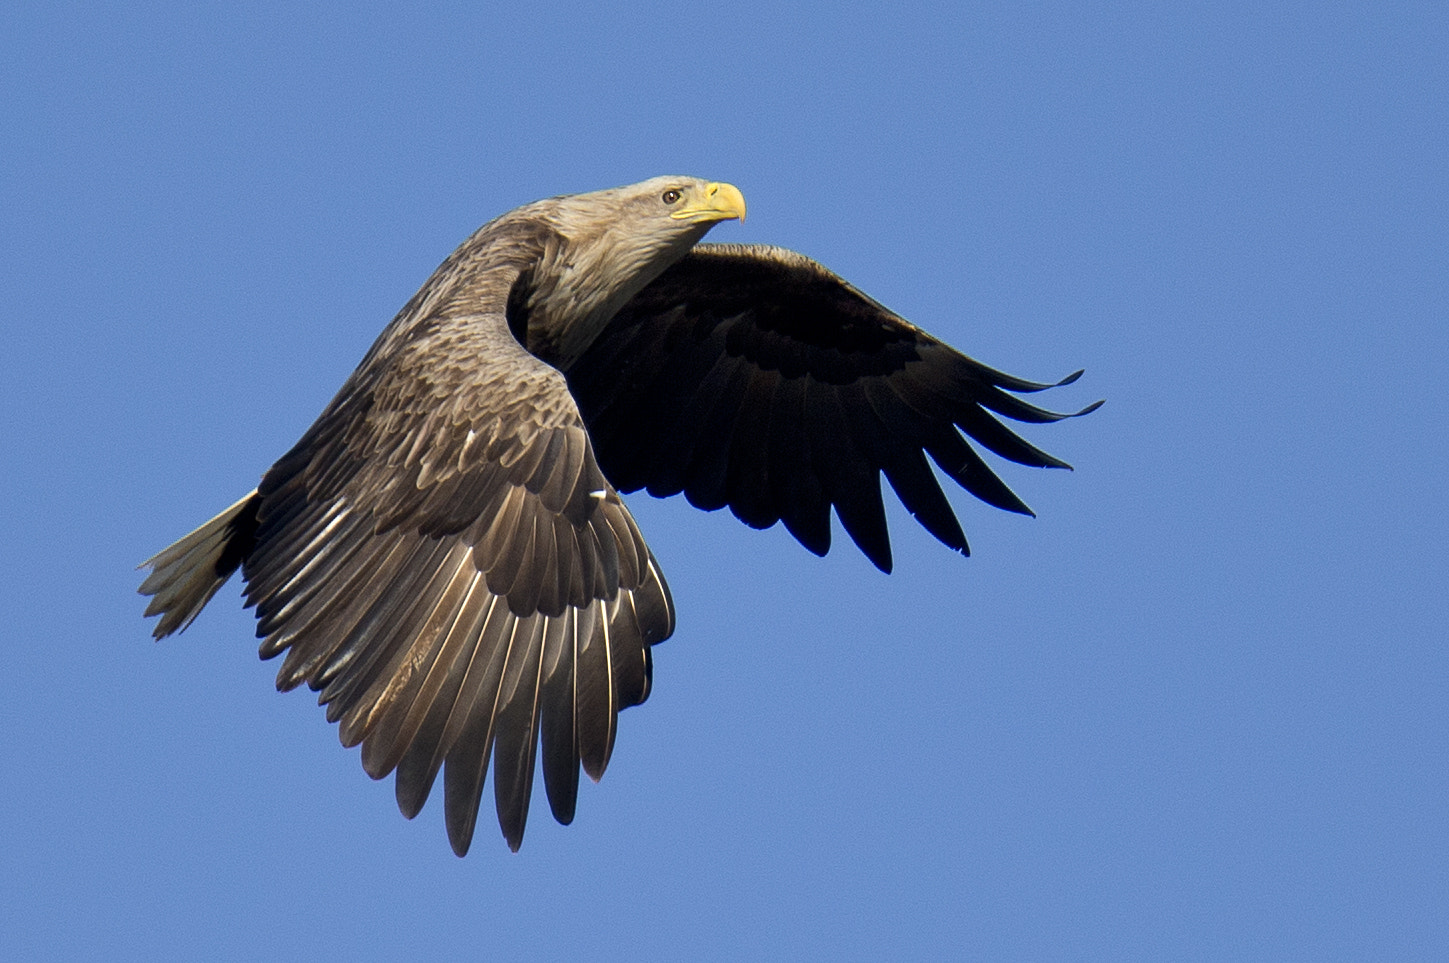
567,243,1097,572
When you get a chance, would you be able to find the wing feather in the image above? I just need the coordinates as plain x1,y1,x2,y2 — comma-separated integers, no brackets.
575,601,617,780
724,366,783,529
358,557,479,777
767,374,831,555
321,538,457,729
268,529,412,681
393,585,496,820
491,614,547,851
538,612,581,824
682,355,755,512
440,607,514,856
805,379,893,572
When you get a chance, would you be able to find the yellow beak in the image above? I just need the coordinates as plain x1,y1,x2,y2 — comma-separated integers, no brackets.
671,181,746,223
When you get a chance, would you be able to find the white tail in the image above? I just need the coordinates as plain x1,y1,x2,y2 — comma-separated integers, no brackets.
138,490,258,638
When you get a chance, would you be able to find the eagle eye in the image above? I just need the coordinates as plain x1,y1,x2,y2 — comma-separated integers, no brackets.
661,189,682,205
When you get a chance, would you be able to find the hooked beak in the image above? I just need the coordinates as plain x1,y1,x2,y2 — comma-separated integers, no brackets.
671,181,746,223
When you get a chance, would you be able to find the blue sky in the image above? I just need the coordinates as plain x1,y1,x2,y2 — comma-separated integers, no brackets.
2,1,1445,959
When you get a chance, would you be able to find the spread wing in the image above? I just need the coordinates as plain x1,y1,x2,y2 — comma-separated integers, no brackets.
565,243,1101,573
242,314,673,855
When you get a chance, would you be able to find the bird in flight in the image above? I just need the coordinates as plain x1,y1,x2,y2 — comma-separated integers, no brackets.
139,176,1099,855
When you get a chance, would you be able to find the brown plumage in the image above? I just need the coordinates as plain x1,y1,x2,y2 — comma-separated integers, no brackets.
139,176,1099,855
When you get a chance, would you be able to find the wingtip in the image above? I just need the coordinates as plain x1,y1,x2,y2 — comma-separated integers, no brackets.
581,756,608,783
1052,369,1104,417
447,823,474,858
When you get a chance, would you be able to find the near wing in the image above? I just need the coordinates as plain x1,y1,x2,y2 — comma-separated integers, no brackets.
565,243,1101,573
242,322,673,855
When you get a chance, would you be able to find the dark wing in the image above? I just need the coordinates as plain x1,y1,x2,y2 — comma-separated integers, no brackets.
242,318,673,855
565,243,1100,573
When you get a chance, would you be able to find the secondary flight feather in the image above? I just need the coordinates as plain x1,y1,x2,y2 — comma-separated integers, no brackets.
138,176,1099,855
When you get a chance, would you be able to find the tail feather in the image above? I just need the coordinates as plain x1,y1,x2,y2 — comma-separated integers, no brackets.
139,490,261,639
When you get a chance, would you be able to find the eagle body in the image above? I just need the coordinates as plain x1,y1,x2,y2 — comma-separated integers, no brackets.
140,176,1097,854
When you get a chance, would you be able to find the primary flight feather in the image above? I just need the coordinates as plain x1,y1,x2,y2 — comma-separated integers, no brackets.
139,176,1099,855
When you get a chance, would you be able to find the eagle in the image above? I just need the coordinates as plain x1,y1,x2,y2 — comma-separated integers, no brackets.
139,176,1099,855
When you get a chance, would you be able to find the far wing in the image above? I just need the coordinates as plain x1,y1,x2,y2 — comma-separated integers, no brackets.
565,243,1100,572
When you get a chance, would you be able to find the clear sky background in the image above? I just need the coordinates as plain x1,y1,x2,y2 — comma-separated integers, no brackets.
2,2,1445,959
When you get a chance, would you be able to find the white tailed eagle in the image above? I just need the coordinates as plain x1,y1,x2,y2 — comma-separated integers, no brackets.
140,177,1099,854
